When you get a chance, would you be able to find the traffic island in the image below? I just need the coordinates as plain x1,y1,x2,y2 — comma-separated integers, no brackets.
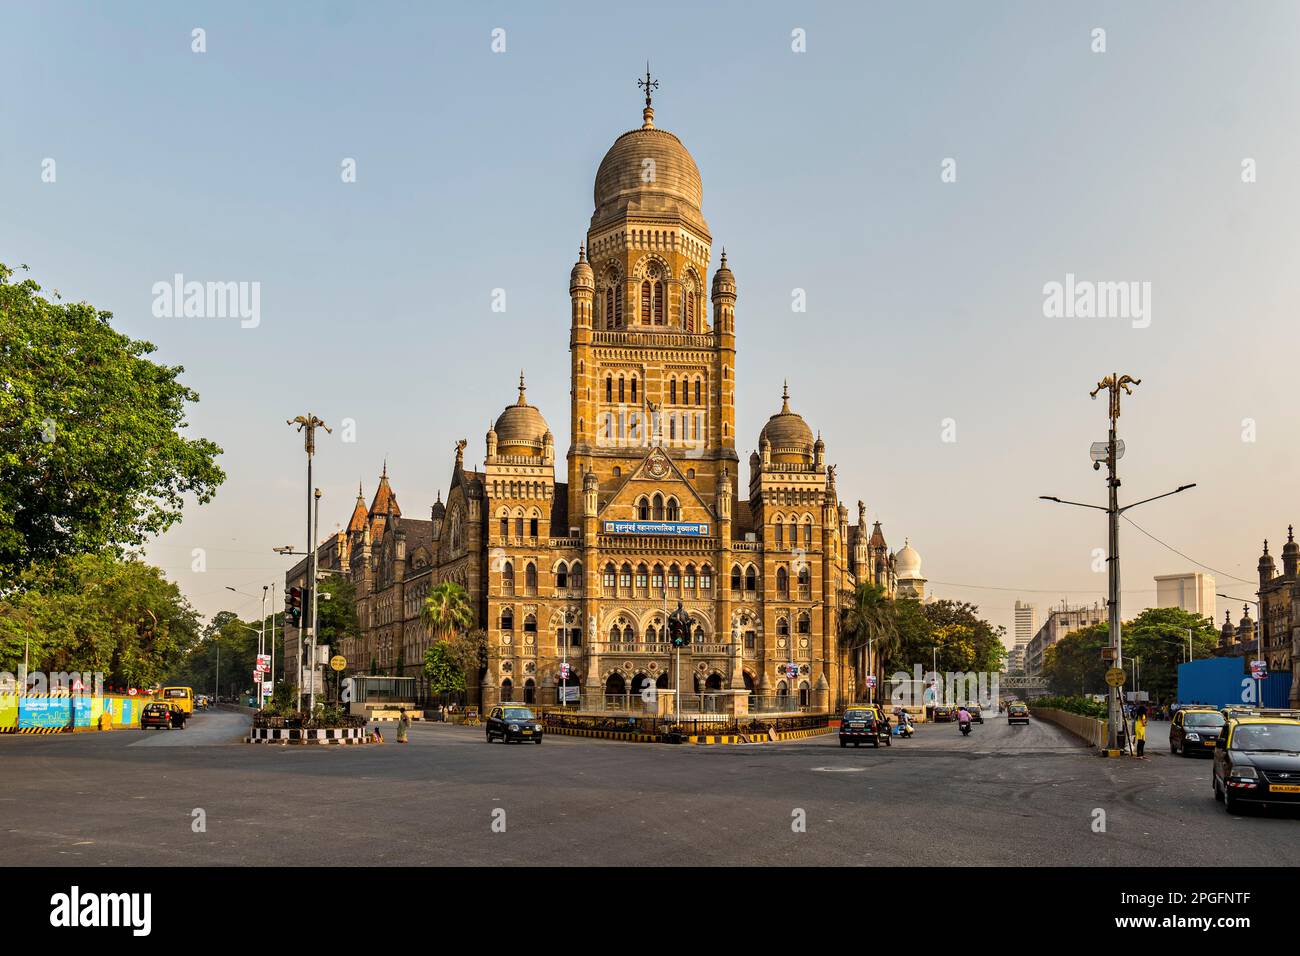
542,711,832,745
244,712,370,745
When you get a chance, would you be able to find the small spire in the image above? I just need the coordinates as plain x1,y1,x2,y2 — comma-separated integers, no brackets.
381,459,388,480
781,380,790,412
1264,538,1270,554
357,480,363,498
578,242,586,262
436,490,442,503
638,62,658,128
517,370,527,405
1290,524,1295,542
720,247,728,268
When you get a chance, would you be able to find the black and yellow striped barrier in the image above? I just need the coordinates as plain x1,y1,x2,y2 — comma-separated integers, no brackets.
544,724,833,745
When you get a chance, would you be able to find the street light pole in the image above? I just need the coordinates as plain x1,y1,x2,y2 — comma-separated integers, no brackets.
309,487,322,712
287,414,330,712
1041,373,1195,753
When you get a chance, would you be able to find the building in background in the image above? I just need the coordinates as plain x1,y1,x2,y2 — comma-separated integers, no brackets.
1154,571,1215,621
1008,600,1035,672
1250,530,1299,706
1024,600,1106,677
894,540,926,600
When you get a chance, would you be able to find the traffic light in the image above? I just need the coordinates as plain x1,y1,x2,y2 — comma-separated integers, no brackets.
286,586,302,626
668,605,691,649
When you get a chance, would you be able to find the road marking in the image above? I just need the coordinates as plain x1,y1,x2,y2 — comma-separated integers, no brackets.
810,766,867,773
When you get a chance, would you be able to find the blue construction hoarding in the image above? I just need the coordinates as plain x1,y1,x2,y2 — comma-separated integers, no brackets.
1177,657,1293,708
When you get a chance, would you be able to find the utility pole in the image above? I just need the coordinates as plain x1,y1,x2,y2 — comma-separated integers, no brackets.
1041,374,1195,754
309,487,322,712
287,414,330,712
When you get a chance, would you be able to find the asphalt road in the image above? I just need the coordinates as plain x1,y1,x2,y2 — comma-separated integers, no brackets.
2,710,1297,866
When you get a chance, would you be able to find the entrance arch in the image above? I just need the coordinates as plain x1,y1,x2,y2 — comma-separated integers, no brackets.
605,672,627,696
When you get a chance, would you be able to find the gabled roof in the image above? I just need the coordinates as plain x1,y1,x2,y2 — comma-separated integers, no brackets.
347,483,369,533
868,520,888,550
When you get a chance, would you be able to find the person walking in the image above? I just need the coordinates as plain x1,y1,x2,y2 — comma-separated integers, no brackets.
396,707,410,744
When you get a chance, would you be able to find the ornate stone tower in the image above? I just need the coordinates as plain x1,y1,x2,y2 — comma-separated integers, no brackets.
568,72,738,522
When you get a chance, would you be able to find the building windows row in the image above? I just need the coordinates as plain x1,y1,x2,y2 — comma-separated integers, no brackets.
499,516,540,540
602,562,713,598
501,560,583,595
636,494,680,522
773,516,814,549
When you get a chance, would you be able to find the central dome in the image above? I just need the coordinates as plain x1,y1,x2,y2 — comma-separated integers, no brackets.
760,383,814,464
494,373,550,456
591,107,708,235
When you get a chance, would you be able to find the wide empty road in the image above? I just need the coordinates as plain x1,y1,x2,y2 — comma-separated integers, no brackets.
2,710,1296,866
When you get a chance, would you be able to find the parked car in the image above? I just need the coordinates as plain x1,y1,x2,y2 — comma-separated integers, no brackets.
1169,707,1225,756
1213,715,1300,814
933,705,954,723
839,706,890,748
1006,702,1030,725
485,705,544,744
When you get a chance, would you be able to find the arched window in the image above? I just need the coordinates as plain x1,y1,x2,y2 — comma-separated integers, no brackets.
745,566,757,592
693,626,705,644
804,520,813,549
652,493,664,521
652,563,665,591
798,565,811,599
570,561,582,591
605,376,612,403
775,519,784,547
524,678,536,704
623,624,635,644
776,680,788,698
609,624,621,645
668,563,681,591
684,564,696,590
604,271,623,329
731,566,742,593
556,562,568,590
684,289,696,332
502,561,515,594
641,263,665,325
501,608,514,631
631,377,638,404
670,379,677,404
637,497,650,521
641,279,651,323
645,624,658,642
618,376,625,403
525,562,537,593
777,617,790,637
701,565,713,591
524,614,537,636
501,678,514,702
603,563,616,591
666,498,680,521
777,567,789,598
695,378,702,405
799,681,810,707
636,563,649,591
798,612,811,635
619,563,632,591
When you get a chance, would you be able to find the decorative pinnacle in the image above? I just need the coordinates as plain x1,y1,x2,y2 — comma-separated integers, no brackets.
1290,524,1295,542
781,380,790,412
578,242,586,262
518,370,527,404
638,63,658,128
380,458,387,479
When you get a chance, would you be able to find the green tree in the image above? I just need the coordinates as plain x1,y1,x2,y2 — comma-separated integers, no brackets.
420,581,474,642
1125,606,1218,704
1041,623,1110,695
0,263,225,580
315,576,359,651
423,641,465,697
839,584,899,700
921,600,1007,673
0,554,201,687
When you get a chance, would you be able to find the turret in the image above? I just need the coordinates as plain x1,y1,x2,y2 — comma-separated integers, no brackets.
1283,525,1299,579
583,469,599,518
570,243,594,330
711,249,736,335
1220,610,1234,648
1259,539,1276,589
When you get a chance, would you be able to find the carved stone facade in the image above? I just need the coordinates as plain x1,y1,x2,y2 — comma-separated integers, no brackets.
285,92,910,711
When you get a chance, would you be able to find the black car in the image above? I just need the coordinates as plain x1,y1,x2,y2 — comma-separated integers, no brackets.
1006,702,1030,725
839,707,890,748
1169,708,1224,756
140,702,174,729
963,703,984,723
1213,717,1300,813
485,705,544,744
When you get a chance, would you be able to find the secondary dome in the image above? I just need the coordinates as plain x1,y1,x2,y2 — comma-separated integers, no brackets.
591,103,708,235
760,383,814,464
895,539,923,579
494,372,550,456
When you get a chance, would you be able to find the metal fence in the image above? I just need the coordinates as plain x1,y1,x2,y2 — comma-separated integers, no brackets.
543,710,829,739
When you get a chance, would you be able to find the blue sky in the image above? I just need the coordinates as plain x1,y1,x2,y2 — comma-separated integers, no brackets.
3,1,1298,641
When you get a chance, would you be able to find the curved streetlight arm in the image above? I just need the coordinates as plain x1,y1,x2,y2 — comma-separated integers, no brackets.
1118,483,1196,514
1039,496,1108,512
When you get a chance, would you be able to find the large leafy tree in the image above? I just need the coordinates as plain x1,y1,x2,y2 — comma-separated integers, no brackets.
0,263,225,580
316,575,360,651
0,554,201,688
420,581,474,642
839,583,899,700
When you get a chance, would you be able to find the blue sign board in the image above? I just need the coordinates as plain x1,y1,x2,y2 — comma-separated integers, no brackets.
602,520,710,537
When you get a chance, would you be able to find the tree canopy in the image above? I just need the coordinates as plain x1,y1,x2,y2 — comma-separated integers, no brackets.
0,262,225,581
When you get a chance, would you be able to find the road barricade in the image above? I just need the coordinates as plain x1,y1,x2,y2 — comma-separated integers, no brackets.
1032,706,1106,748
0,693,145,733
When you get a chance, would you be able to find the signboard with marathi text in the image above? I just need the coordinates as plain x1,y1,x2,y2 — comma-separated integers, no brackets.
602,520,710,537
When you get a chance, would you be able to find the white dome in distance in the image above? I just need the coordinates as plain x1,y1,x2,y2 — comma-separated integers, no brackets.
896,538,923,579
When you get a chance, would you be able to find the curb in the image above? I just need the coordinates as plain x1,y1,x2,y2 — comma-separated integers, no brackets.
544,724,833,745
243,736,370,746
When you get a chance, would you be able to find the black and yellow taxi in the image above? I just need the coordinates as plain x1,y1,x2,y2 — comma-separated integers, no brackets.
1169,707,1225,756
140,702,175,729
1006,702,1030,725
839,704,891,748
1213,715,1300,814
485,704,544,744
933,705,954,723
964,703,984,724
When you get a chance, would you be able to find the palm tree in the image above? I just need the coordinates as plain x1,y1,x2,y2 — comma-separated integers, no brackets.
838,583,899,703
420,581,474,643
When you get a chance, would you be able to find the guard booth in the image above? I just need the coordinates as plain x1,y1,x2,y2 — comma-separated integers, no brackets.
346,676,420,720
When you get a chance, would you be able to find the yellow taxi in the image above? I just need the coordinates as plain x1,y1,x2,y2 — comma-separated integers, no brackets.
1212,715,1300,814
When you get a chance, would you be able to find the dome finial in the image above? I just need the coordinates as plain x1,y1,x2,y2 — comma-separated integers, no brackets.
720,247,727,267
781,380,790,412
638,62,658,128
578,242,586,262
381,458,387,479
518,370,527,405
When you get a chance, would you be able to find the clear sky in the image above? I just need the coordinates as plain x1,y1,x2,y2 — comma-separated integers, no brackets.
3,1,1297,644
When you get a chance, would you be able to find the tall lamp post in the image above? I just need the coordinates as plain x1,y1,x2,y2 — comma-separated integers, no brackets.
286,414,330,712
1041,374,1195,752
